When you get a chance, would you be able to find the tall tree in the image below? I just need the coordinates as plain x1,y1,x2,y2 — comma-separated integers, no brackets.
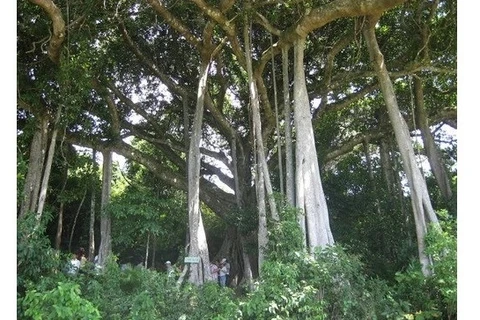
97,151,113,267
187,58,212,285
363,14,440,276
293,36,334,250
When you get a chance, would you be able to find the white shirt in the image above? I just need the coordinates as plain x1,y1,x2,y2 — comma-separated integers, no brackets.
68,258,81,275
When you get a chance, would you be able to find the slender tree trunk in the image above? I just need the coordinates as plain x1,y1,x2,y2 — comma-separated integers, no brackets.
36,106,63,223
187,60,211,285
244,16,279,222
19,116,48,219
283,47,295,206
363,140,383,216
98,151,113,267
363,15,439,276
55,202,64,250
68,189,87,252
271,34,284,196
256,157,268,272
293,37,334,251
144,233,150,268
244,14,278,273
413,76,452,200
151,234,157,269
379,137,395,195
55,163,68,250
88,150,97,262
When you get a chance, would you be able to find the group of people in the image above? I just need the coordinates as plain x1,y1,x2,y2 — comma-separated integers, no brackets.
67,247,101,275
67,247,87,275
210,258,230,287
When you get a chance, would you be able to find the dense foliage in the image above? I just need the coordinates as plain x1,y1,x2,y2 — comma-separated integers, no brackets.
18,205,456,319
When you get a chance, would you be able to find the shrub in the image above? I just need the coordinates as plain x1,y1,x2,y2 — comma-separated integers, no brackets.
394,213,457,319
22,281,101,319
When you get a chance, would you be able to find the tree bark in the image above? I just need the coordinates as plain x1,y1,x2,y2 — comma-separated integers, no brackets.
363,15,440,276
271,35,284,196
55,160,69,250
293,37,334,251
68,189,87,252
413,76,452,200
283,47,295,206
55,202,64,250
187,60,211,285
256,158,268,272
28,0,66,64
244,14,279,223
98,151,113,267
19,116,48,219
88,150,97,262
36,106,63,223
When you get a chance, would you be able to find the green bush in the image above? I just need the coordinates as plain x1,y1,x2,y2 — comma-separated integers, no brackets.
22,281,101,320
17,213,63,292
394,214,457,319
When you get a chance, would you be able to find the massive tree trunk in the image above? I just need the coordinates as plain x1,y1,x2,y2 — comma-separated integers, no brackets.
19,116,48,219
283,47,295,206
293,37,334,251
363,15,440,276
187,60,211,285
232,137,254,286
97,150,113,267
413,77,453,200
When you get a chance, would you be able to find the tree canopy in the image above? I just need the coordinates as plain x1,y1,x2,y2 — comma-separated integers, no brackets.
16,0,458,317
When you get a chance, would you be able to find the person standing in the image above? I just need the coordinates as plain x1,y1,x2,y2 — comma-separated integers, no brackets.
76,247,87,269
209,260,219,282
165,261,175,281
221,258,230,286
218,258,229,287
67,253,81,275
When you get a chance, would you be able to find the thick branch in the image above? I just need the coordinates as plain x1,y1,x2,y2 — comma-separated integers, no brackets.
29,0,66,64
145,0,202,50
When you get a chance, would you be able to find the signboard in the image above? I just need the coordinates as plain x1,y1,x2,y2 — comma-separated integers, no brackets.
184,256,200,264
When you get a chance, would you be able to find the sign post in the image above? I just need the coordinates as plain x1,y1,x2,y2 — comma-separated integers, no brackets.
184,256,200,264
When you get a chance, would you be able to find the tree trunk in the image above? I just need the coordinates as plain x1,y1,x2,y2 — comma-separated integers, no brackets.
256,158,268,272
244,16,279,222
144,233,150,268
151,234,157,269
363,15,440,276
232,137,254,286
68,189,87,252
55,202,64,250
88,150,97,262
271,34,284,196
363,140,382,216
413,76,453,200
19,116,48,219
36,106,63,223
282,47,295,206
187,60,211,285
293,37,334,251
55,162,69,250
98,150,113,267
